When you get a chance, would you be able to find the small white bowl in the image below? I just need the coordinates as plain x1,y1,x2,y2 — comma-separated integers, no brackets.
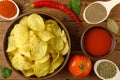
94,59,120,80
0,0,19,20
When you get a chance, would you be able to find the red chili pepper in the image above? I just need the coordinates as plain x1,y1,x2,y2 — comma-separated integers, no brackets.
28,1,82,26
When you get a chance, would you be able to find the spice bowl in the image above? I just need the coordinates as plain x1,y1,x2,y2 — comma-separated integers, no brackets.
3,12,71,79
0,0,19,20
80,26,116,59
94,59,120,80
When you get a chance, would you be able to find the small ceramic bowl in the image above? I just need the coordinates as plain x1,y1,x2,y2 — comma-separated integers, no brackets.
3,12,71,79
80,26,116,59
94,59,120,80
0,0,19,20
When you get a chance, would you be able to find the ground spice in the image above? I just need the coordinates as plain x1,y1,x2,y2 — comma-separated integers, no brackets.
0,0,17,18
85,3,107,23
97,62,117,79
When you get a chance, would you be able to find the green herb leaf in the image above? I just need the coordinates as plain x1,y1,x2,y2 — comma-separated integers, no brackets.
67,1,72,9
0,67,12,79
67,0,82,16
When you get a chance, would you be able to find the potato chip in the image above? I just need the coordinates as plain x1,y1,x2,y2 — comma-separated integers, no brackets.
45,19,58,31
29,30,40,42
50,52,58,60
52,53,64,69
23,55,33,62
51,37,64,51
8,50,20,63
52,25,61,37
36,52,50,63
31,40,48,60
49,52,64,73
9,49,18,56
27,14,45,31
6,36,16,52
7,52,13,61
29,30,40,50
7,49,18,61
13,24,29,47
20,51,31,58
19,16,28,27
35,41,48,59
22,68,34,77
11,53,31,70
60,42,69,55
38,30,55,41
47,43,57,54
61,30,67,43
18,42,30,54
33,60,50,77
21,56,34,77
10,28,15,36
45,19,61,37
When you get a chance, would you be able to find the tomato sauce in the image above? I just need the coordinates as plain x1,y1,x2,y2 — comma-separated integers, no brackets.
83,27,113,57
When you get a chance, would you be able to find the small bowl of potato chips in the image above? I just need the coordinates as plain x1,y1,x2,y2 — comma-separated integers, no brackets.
3,12,71,79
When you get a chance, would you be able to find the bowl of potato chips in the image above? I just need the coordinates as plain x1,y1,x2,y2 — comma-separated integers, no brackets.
3,12,71,79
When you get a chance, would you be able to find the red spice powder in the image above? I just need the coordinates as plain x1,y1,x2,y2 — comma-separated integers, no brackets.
0,0,17,18
84,27,113,57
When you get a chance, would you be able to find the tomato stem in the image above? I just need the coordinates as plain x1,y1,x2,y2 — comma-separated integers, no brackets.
79,64,85,71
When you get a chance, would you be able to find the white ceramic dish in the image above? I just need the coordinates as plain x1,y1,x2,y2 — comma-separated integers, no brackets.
83,0,120,24
94,59,120,80
0,0,19,20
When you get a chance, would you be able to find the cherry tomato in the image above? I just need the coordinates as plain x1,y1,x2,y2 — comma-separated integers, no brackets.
68,54,92,78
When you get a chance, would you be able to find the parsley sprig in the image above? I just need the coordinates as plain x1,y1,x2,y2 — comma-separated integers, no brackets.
0,66,12,79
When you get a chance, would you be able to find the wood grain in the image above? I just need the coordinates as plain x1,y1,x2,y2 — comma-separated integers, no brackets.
0,0,120,80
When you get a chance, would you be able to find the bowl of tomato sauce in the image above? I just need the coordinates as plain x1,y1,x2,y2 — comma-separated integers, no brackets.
81,26,116,58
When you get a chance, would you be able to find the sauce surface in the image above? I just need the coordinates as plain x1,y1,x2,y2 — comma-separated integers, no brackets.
84,27,113,57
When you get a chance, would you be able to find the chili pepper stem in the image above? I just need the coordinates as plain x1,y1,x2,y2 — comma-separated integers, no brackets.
22,3,32,12
29,3,34,8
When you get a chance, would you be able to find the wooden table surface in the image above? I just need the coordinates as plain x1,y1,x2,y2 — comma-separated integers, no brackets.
0,0,120,80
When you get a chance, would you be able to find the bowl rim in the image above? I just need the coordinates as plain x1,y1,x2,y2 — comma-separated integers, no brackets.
3,11,71,79
80,26,116,59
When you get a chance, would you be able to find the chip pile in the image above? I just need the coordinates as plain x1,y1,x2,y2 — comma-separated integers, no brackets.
6,13,69,77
